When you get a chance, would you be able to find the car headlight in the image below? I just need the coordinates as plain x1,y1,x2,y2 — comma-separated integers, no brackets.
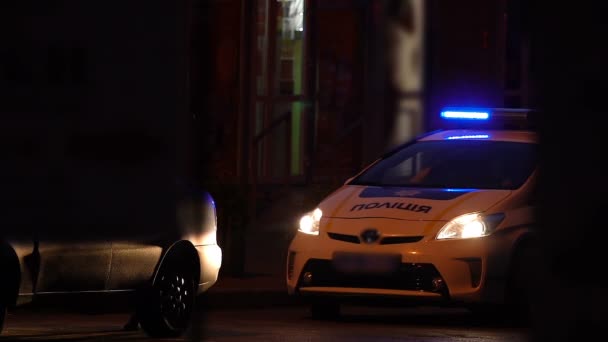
298,208,322,235
436,212,505,240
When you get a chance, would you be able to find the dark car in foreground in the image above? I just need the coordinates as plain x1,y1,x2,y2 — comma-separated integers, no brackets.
0,191,222,338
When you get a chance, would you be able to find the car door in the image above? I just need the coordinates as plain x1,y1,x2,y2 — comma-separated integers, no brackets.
34,238,112,293
106,241,163,291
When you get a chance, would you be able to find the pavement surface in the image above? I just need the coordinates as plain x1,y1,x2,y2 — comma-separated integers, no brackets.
203,220,298,309
202,272,299,309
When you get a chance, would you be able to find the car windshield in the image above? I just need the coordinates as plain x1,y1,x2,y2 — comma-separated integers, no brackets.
350,140,538,190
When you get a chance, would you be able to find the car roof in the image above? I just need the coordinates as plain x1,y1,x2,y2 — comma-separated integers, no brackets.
419,129,538,143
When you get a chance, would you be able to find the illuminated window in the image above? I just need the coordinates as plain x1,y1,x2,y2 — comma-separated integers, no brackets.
252,0,307,180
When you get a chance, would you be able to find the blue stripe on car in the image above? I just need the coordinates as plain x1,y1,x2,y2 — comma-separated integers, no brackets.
359,187,474,200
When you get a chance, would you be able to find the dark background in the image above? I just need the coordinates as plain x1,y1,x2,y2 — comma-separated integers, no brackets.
1,0,194,240
2,1,608,341
528,2,608,341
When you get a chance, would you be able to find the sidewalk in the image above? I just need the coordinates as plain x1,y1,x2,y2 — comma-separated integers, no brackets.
203,186,326,309
203,225,302,309
202,273,302,309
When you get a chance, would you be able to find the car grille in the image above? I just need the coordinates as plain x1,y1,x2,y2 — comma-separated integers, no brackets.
327,232,360,243
327,232,423,245
379,236,424,244
297,259,445,294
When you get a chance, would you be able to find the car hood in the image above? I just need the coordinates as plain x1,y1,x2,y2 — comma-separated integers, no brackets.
319,185,512,222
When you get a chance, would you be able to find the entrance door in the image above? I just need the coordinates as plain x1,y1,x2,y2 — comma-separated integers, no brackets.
251,0,310,184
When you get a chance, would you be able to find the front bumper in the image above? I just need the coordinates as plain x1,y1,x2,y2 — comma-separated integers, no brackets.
195,244,222,294
286,231,513,306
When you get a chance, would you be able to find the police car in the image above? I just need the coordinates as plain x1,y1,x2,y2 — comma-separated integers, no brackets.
0,191,222,338
286,108,540,322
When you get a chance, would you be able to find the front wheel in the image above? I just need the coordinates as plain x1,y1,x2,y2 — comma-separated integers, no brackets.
504,242,540,326
137,260,197,338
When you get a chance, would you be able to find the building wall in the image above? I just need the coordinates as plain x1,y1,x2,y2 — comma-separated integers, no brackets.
200,0,531,186
426,0,507,130
312,3,366,182
190,0,243,184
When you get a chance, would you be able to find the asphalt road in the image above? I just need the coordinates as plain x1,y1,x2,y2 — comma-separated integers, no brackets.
1,305,530,341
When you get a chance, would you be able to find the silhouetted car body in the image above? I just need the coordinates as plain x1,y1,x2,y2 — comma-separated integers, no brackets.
0,191,222,338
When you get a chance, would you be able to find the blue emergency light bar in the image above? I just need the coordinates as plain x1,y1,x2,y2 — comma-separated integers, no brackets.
446,134,490,140
439,107,537,130
440,109,489,120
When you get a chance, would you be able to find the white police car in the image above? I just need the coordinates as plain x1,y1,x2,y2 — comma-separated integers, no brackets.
286,108,540,322
0,191,222,338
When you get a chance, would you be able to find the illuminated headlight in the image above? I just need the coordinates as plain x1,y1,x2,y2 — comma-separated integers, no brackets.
298,208,322,235
436,212,505,240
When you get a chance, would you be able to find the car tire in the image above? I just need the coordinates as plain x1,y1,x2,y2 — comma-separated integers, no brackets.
310,299,340,320
137,258,197,338
505,242,538,326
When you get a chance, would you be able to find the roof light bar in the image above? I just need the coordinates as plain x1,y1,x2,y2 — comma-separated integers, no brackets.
441,110,489,120
439,107,538,130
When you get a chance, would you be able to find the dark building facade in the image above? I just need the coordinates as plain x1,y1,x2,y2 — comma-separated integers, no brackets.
196,0,533,189
192,0,534,274
1,0,192,239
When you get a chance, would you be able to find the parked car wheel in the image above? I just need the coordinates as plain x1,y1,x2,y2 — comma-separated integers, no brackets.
505,241,538,326
137,257,197,338
468,241,538,326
